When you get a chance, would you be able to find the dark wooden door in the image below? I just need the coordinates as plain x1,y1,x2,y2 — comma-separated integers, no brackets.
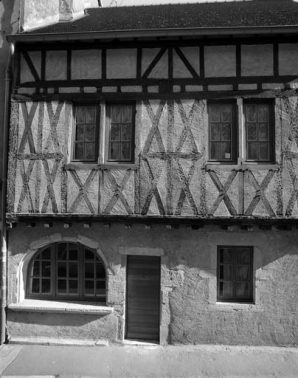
126,255,161,341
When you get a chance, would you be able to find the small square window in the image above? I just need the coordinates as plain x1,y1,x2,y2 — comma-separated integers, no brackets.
217,246,253,303
208,102,237,163
244,101,274,162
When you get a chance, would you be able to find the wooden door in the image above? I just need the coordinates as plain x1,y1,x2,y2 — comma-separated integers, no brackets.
125,255,161,341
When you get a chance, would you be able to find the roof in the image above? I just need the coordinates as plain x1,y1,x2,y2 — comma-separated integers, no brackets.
9,0,298,41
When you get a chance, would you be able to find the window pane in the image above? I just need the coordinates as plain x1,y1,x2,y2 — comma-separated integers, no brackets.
85,249,95,261
236,266,250,280
121,142,131,160
121,124,132,140
76,124,84,141
246,105,257,122
86,106,96,123
41,279,51,293
96,280,106,295
223,265,233,280
259,123,269,140
85,280,94,294
58,244,67,260
221,248,233,263
58,262,67,278
68,245,78,261
96,264,106,279
42,247,51,260
209,104,221,122
58,280,67,293
221,105,231,122
32,278,40,293
221,124,231,141
76,107,85,123
85,124,95,141
85,143,95,160
110,124,121,141
74,143,84,160
259,142,269,160
236,282,249,297
42,261,51,277
247,124,257,141
69,280,78,294
85,263,94,279
210,142,221,160
122,105,132,122
236,249,251,264
222,281,233,297
221,142,231,160
258,105,269,122
247,142,258,160
33,261,40,276
69,263,78,278
210,124,220,141
109,142,120,160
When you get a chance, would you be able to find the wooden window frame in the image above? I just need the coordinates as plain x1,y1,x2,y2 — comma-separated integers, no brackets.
105,103,136,164
244,99,275,163
208,100,238,164
71,104,100,163
26,242,106,302
217,246,254,303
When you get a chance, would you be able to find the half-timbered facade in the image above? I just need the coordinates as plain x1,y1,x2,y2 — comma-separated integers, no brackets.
4,0,298,346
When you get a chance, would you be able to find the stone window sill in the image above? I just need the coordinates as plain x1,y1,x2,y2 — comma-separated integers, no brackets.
205,163,279,171
209,302,263,312
65,163,138,170
8,299,113,315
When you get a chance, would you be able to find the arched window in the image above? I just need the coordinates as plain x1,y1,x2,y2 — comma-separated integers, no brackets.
27,242,106,302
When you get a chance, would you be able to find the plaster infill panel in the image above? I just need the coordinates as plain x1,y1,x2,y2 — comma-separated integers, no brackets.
72,50,102,80
173,46,200,78
279,44,298,76
142,48,168,79
106,49,137,79
46,51,67,81
204,45,236,77
20,51,42,84
241,44,273,77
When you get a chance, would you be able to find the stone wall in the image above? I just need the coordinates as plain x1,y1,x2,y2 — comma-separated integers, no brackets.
6,223,298,346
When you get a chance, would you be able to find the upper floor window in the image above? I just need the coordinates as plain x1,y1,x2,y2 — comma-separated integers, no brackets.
72,103,135,164
27,242,106,302
208,99,275,164
217,246,253,303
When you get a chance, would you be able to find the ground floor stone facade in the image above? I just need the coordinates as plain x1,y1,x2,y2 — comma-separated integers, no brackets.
6,221,298,346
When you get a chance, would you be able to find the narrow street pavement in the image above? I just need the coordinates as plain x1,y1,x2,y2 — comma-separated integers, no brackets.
0,342,298,377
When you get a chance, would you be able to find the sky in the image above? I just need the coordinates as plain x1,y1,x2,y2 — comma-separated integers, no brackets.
101,0,234,7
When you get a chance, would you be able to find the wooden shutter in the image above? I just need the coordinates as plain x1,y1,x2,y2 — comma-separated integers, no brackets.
126,255,160,341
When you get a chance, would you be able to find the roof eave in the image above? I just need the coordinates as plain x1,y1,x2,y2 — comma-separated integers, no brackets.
7,25,298,43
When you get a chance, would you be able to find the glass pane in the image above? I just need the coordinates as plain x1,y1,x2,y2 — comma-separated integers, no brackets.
259,142,269,160
76,124,84,141
33,261,40,276
57,244,67,260
32,278,40,293
86,106,96,123
236,282,249,297
210,124,220,141
85,124,95,141
210,142,220,160
222,142,231,160
121,124,132,140
76,107,85,123
220,248,233,263
236,266,250,280
57,262,67,278
42,261,51,277
85,280,94,294
246,105,257,122
222,281,233,297
110,124,121,141
221,105,231,122
223,265,233,280
121,142,131,160
259,123,269,140
247,142,258,160
69,280,78,294
209,104,220,122
42,247,51,260
96,264,106,279
85,263,94,279
69,263,78,278
122,105,132,122
247,124,257,141
85,143,95,160
109,142,120,160
58,280,67,293
236,248,251,264
96,280,106,295
221,124,231,141
258,105,269,122
85,249,94,261
75,143,84,160
41,279,51,293
68,244,78,261
111,106,121,123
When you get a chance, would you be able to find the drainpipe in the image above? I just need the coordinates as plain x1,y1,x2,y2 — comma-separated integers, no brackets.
0,42,14,345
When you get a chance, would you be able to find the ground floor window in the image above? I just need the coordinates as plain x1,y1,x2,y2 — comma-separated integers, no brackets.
217,246,253,303
27,242,106,302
